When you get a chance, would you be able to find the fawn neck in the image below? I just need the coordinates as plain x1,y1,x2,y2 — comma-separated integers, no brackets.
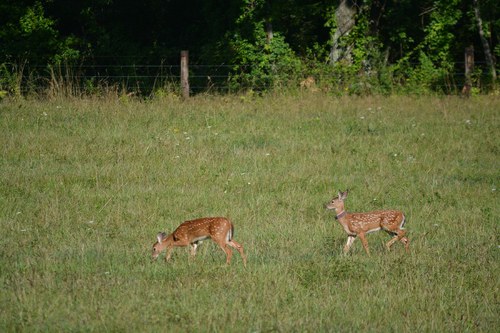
335,200,347,220
335,210,347,220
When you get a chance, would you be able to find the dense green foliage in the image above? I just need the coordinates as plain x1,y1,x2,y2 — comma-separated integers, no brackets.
0,95,499,331
0,0,499,94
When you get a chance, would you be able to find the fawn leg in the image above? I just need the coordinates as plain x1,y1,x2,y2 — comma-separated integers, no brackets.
400,237,410,252
227,240,247,267
386,230,407,250
215,240,233,265
189,242,198,258
343,235,356,254
165,246,174,261
358,233,370,255
165,239,190,261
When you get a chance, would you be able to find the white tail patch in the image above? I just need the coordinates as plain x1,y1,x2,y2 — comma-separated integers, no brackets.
226,227,233,242
400,215,407,229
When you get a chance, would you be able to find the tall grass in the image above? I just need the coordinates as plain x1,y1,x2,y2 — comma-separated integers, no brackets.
0,94,498,332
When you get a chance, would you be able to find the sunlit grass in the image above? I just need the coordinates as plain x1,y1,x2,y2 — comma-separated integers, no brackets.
0,94,498,332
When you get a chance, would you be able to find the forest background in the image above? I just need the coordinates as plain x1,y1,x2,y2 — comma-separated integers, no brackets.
0,0,499,96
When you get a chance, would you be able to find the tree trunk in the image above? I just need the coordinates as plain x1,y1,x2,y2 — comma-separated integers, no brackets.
329,0,357,65
265,20,273,43
473,0,496,82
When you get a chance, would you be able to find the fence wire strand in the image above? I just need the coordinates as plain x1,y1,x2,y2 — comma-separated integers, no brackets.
6,61,495,95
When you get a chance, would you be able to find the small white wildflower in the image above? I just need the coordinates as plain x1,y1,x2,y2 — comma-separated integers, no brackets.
465,120,472,125
88,220,94,224
185,137,191,140
265,153,271,156
16,211,21,215
175,155,180,159
20,229,27,232
104,271,110,275
368,107,372,111
207,125,212,129
360,116,365,119
433,224,439,227
183,132,188,135
247,182,251,185
373,198,377,201
393,153,398,157
492,187,496,192
43,112,48,117
56,106,62,109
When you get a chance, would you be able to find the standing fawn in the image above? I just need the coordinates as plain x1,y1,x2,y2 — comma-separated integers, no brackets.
152,217,247,266
326,190,409,255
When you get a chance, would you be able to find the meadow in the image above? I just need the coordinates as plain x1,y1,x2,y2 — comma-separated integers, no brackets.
0,93,498,332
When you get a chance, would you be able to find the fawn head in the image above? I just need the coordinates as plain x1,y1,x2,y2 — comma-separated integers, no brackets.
152,232,168,260
326,189,349,212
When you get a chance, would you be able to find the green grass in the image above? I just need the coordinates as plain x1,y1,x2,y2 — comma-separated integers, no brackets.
1,94,498,332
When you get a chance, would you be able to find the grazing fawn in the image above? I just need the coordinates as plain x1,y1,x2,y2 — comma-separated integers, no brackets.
326,190,409,255
152,217,247,266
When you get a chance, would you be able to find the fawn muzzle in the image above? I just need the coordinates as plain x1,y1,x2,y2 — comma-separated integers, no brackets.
152,243,162,260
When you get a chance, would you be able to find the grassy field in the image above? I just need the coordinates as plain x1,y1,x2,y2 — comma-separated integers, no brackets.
1,94,498,332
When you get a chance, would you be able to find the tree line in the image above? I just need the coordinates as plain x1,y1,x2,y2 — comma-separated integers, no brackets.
0,0,498,96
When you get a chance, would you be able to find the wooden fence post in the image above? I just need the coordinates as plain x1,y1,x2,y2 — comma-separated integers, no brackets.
180,50,189,98
462,46,474,96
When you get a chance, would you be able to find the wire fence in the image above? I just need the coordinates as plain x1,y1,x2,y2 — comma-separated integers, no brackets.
7,61,496,96
17,64,237,95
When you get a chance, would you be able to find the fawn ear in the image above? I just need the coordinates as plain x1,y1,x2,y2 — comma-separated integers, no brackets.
342,189,349,198
156,232,165,243
337,190,342,199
